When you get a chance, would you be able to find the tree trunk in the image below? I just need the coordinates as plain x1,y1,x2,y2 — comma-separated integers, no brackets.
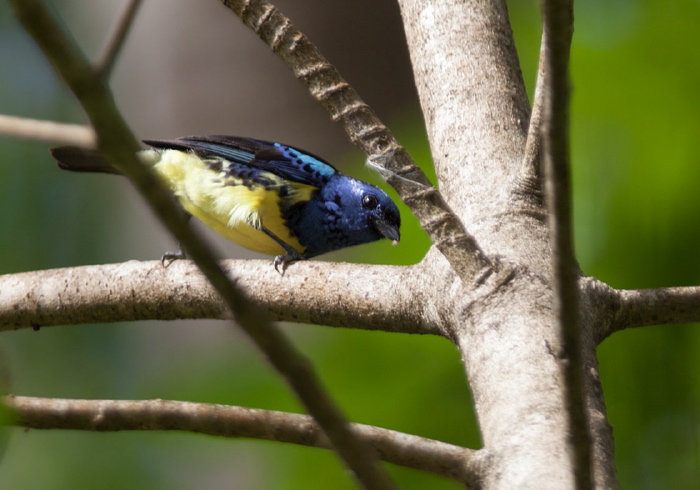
398,1,616,487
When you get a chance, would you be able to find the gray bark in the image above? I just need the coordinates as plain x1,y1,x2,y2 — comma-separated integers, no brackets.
397,1,614,487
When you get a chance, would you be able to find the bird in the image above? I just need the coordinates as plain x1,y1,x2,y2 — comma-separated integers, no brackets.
50,135,401,272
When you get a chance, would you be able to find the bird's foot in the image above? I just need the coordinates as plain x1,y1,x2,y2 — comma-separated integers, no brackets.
161,244,187,267
273,250,305,276
257,223,305,275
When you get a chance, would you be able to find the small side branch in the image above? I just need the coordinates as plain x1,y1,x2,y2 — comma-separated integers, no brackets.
517,30,547,207
5,396,481,485
609,287,700,336
0,115,96,147
219,0,493,284
95,0,144,78
540,0,592,488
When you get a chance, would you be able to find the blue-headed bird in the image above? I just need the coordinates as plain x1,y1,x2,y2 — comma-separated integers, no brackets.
50,135,401,271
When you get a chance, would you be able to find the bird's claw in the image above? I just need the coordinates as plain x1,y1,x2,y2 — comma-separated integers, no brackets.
161,246,187,267
273,251,305,276
273,256,288,276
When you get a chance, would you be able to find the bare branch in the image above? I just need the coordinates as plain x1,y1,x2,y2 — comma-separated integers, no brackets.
516,30,547,208
5,395,480,485
0,114,95,147
10,2,397,487
0,260,437,336
609,287,700,335
540,0,592,488
95,0,144,78
219,0,493,284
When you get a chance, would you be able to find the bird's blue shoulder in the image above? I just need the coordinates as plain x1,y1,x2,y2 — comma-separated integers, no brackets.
144,135,337,187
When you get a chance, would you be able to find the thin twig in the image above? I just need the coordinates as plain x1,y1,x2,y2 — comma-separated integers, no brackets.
10,2,397,489
5,395,481,485
0,114,96,147
219,0,493,285
540,0,592,488
95,0,144,78
519,30,547,199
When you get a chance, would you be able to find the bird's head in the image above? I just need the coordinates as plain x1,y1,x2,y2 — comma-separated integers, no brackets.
328,176,401,246
361,191,401,244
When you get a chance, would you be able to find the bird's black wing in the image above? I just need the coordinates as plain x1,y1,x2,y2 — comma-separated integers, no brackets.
144,135,337,187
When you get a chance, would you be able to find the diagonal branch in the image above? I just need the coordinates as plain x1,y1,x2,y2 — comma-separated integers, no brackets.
5,395,481,485
608,286,700,336
540,0,592,488
0,260,436,336
10,2,397,488
0,114,95,147
94,0,144,78
219,0,493,284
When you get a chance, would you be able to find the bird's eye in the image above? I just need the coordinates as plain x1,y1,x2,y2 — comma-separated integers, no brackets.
362,194,379,210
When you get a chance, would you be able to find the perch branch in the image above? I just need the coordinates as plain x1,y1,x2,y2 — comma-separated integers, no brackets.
540,0,592,488
0,260,435,336
219,0,493,284
10,2,397,488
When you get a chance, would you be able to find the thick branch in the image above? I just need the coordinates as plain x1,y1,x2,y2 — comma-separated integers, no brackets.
11,2,397,488
5,396,480,485
540,0,591,488
219,0,493,284
397,0,533,226
0,260,435,336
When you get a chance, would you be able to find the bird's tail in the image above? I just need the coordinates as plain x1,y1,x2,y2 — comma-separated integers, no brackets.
50,146,122,175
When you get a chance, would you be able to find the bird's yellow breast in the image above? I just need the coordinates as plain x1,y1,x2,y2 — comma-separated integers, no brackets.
144,149,310,256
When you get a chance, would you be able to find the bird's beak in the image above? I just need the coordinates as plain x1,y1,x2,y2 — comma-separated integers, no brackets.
371,215,400,244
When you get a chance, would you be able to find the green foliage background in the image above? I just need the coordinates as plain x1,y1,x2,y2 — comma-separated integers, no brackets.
1,1,699,488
